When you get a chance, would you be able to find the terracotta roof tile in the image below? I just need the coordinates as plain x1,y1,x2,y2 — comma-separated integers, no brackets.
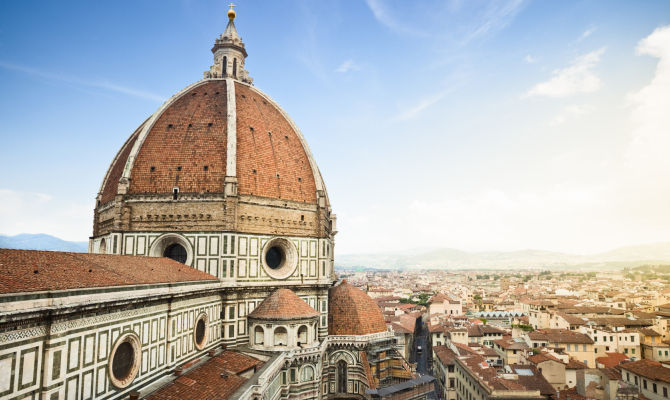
620,359,670,383
0,249,217,294
235,83,316,203
248,288,318,320
146,351,263,400
129,80,229,196
329,280,387,336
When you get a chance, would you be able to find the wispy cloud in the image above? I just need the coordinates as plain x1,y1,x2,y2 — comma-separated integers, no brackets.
394,90,450,121
0,61,165,102
524,54,537,63
335,59,360,73
461,0,526,44
525,47,606,98
364,0,427,37
577,26,597,42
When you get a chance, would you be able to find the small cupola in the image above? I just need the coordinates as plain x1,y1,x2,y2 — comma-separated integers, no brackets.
205,3,253,83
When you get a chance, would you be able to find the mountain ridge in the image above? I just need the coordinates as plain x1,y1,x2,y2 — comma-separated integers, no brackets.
335,242,670,270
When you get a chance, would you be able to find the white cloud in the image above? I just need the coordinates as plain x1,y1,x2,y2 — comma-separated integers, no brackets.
0,189,92,242
526,47,606,97
550,104,595,125
336,184,611,255
524,55,537,63
335,59,360,73
624,25,670,182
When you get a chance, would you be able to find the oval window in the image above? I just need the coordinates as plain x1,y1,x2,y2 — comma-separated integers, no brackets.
164,243,187,263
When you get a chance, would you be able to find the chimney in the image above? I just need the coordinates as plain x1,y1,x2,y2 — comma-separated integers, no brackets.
129,392,140,400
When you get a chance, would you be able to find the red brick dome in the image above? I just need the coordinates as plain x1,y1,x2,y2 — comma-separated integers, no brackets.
249,288,319,320
328,280,387,336
98,79,324,205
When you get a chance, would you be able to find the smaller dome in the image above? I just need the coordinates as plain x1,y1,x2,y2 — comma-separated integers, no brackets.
328,280,387,336
249,289,318,320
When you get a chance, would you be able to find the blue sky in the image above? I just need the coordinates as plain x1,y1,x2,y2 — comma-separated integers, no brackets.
1,1,670,255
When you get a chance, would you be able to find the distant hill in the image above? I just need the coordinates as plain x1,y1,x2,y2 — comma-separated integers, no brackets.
335,242,670,270
0,234,88,252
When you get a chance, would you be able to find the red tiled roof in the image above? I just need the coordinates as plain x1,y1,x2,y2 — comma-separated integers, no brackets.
329,280,387,336
528,329,594,344
234,83,316,203
128,80,230,197
565,359,588,369
596,352,628,368
620,359,670,383
103,80,317,204
248,288,318,320
0,249,217,294
146,351,263,400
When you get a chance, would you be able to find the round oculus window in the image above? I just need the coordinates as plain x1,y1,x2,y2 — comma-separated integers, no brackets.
108,333,141,388
164,243,187,263
265,246,285,269
112,342,134,381
194,313,208,350
261,238,298,280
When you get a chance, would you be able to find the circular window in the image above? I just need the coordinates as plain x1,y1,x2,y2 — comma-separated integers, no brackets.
149,233,193,265
108,333,141,388
261,238,298,280
265,246,285,269
193,313,209,350
164,243,187,263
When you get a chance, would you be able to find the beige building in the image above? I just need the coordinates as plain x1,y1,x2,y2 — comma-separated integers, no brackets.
527,353,566,391
526,330,596,367
621,359,670,400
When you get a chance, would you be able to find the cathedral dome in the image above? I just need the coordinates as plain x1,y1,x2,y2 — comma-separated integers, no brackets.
92,10,335,243
249,288,319,320
328,280,387,336
99,78,322,204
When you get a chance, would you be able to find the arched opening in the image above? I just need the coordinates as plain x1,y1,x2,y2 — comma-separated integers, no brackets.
337,360,348,393
164,243,187,263
99,239,107,254
233,58,237,78
254,326,264,345
273,326,287,346
297,325,308,347
301,365,314,382
222,56,227,77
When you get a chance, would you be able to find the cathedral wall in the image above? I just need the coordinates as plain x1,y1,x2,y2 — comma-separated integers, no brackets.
322,348,370,397
94,195,325,239
91,231,334,287
0,293,222,400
